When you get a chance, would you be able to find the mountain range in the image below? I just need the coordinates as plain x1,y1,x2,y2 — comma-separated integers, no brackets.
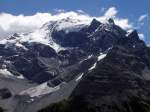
0,17,149,112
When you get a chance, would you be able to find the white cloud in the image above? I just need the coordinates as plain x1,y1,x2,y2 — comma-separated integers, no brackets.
98,7,133,30
137,14,149,29
0,7,134,39
53,9,65,13
101,7,106,13
77,10,85,14
114,18,133,30
138,33,145,40
138,14,148,22
0,13,52,38
104,7,118,18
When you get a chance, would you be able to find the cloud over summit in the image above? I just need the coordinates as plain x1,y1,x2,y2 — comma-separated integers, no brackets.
0,7,133,39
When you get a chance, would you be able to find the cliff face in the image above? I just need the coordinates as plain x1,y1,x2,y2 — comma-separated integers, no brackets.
39,30,150,112
70,31,150,112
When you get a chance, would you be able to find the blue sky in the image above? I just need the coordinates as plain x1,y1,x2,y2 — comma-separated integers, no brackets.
0,0,149,44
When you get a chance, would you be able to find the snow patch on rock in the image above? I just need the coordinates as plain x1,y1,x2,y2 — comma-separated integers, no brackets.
98,53,106,61
0,69,24,79
0,28,65,52
0,69,14,77
76,73,84,82
20,82,60,97
88,62,97,71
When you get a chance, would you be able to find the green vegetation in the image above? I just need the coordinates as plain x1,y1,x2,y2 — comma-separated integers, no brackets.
128,96,150,112
38,96,96,112
0,107,3,112
38,96,150,112
38,100,70,112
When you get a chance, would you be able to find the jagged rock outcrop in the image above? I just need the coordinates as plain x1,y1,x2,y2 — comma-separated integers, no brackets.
70,30,150,112
0,88,12,99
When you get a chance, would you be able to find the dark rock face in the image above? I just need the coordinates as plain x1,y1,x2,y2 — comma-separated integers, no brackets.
24,42,57,58
52,30,88,47
70,31,150,112
81,18,101,34
52,18,126,53
0,88,12,99
34,19,150,112
3,43,59,83
0,18,127,84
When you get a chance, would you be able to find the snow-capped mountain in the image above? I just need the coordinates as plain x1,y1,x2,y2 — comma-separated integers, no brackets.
0,17,149,112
